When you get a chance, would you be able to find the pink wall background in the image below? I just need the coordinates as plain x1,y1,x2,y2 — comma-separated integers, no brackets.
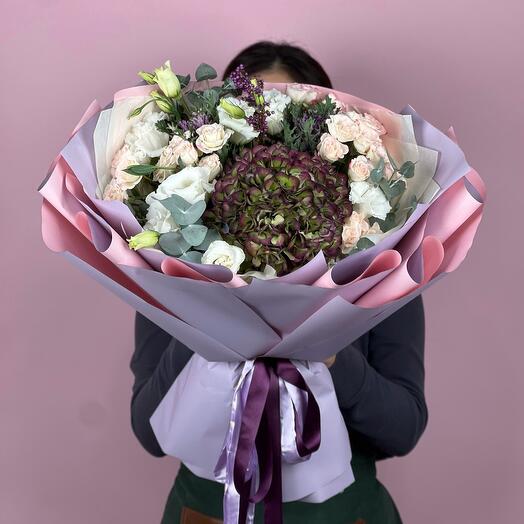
2,1,523,522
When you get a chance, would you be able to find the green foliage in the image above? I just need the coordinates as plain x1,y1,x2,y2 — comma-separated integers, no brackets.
179,251,203,263
181,224,208,246
195,63,218,82
369,211,397,233
177,74,190,89
158,231,191,256
123,164,158,176
160,195,206,226
399,160,415,178
370,157,385,184
350,237,375,254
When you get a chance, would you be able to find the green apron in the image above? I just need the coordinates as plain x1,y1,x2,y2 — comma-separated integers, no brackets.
160,443,403,524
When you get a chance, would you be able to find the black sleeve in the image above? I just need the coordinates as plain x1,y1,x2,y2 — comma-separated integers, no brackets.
129,312,194,457
328,295,428,459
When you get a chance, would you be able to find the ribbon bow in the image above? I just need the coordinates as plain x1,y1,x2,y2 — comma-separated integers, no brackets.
219,358,321,524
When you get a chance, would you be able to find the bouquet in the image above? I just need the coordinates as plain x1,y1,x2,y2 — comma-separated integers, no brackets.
38,60,485,524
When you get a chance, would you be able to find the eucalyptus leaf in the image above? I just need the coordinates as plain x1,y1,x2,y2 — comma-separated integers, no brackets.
181,224,208,246
160,195,206,225
194,228,222,251
123,164,157,176
371,211,397,232
179,250,203,263
370,157,385,184
195,63,218,82
350,237,375,254
177,74,191,88
399,161,416,178
388,179,406,197
379,178,405,199
158,231,191,256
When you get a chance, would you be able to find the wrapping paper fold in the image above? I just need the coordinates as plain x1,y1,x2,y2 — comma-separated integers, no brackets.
39,84,485,510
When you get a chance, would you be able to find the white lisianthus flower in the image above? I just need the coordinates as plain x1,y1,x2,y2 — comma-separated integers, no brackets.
198,153,222,179
326,113,360,143
264,88,291,135
286,84,318,104
349,181,392,220
143,198,179,233
348,155,373,182
317,132,349,163
195,123,234,153
202,240,246,274
125,111,169,160
110,144,143,190
149,166,215,205
217,97,259,144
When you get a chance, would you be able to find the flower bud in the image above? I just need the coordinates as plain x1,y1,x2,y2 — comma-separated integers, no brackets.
150,90,173,113
154,60,181,98
127,230,159,250
138,71,156,84
219,98,246,119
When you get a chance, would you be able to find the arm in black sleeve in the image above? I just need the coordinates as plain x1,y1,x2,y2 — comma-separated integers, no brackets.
329,295,428,459
129,312,194,457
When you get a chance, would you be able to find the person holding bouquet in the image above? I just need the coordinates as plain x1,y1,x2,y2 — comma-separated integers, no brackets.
129,41,428,524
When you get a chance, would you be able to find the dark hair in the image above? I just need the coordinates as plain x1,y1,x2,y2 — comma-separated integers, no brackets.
223,41,332,88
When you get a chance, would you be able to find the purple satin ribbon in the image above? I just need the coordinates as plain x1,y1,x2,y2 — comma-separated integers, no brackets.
233,358,321,524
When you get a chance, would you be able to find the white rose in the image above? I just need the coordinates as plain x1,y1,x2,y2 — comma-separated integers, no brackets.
326,113,360,143
286,84,318,104
353,135,375,155
195,123,234,153
125,111,169,159
175,140,199,165
264,88,291,135
198,154,222,179
349,181,392,220
348,155,373,182
150,165,215,205
317,133,349,163
217,97,259,144
143,198,179,234
202,240,245,274
110,144,143,189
